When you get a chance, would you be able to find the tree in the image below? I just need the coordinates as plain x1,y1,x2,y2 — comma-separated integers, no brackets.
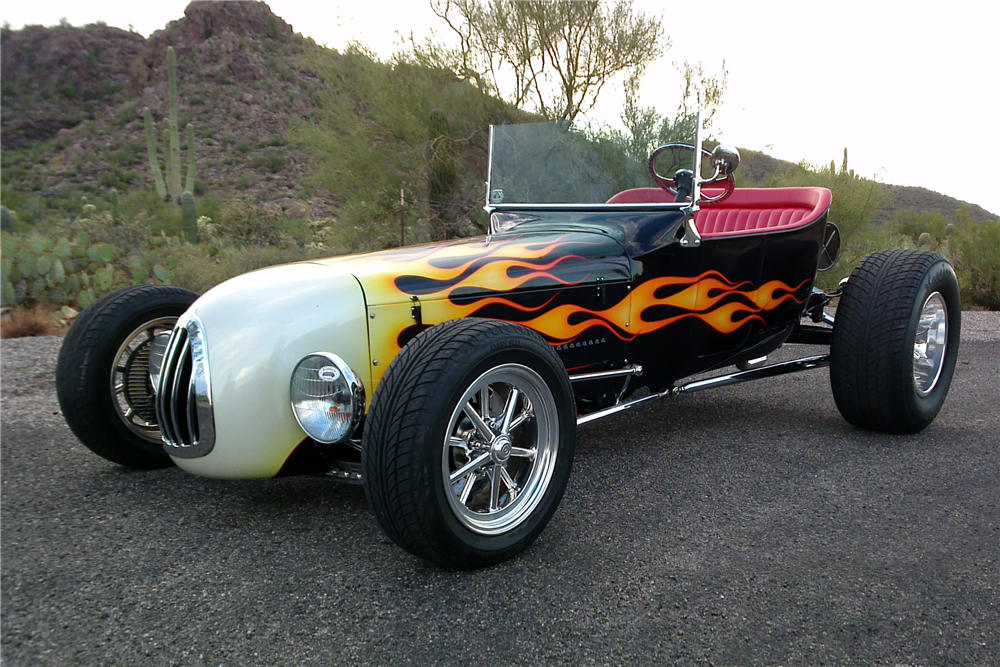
416,0,666,121
617,59,727,157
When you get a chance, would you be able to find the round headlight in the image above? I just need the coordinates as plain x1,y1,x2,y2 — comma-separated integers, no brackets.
290,353,365,444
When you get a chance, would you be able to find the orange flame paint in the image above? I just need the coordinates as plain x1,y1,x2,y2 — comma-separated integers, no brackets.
334,238,808,350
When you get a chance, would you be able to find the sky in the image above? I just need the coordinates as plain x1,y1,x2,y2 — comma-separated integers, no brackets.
3,0,999,216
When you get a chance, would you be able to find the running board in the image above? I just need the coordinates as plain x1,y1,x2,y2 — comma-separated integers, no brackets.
577,355,830,427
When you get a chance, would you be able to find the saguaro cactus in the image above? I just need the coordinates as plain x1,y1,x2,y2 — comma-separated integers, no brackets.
185,123,196,194
110,188,121,225
142,46,197,204
181,190,199,244
0,206,13,233
144,107,168,200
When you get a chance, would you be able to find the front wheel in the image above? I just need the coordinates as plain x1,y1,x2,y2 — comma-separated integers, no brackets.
830,250,961,433
362,318,576,569
56,285,199,468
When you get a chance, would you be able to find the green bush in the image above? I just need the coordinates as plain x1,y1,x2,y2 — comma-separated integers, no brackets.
98,168,140,190
215,201,293,248
251,148,287,174
885,205,1000,309
952,215,1000,310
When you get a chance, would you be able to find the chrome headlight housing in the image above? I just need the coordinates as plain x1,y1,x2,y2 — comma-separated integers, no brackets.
290,353,365,444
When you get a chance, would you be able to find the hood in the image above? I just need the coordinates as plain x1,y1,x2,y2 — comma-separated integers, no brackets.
312,229,631,307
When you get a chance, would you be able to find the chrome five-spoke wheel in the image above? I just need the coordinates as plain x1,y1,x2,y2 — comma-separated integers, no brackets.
443,364,559,535
362,318,576,568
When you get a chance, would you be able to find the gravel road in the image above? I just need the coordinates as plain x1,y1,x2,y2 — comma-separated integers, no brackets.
2,312,998,666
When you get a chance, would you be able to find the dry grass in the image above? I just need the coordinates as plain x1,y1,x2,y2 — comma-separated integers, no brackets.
0,305,66,339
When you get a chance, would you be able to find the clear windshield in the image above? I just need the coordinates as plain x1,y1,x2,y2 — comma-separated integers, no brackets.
487,122,698,206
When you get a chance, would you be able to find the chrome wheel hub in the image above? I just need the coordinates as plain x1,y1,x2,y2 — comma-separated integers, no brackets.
490,436,512,464
110,317,178,443
442,364,558,536
913,291,948,396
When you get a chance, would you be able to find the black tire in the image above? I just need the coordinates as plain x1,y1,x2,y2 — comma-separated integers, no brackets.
56,285,199,468
830,250,961,433
361,318,576,569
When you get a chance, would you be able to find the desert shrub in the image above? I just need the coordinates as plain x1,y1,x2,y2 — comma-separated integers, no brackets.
98,168,140,190
194,194,226,227
215,201,294,248
886,206,1000,309
251,148,287,174
893,209,949,243
952,215,1000,310
235,172,254,189
166,244,310,295
107,141,144,167
815,224,916,292
1,304,62,338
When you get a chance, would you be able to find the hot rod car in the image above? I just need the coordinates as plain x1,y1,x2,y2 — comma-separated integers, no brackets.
56,117,961,569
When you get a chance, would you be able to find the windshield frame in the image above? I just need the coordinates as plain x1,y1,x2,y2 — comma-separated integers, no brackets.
483,123,699,214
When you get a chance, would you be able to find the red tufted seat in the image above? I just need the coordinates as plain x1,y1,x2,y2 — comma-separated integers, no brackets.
606,187,832,239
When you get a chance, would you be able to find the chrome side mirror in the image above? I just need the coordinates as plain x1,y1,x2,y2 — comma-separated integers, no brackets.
711,144,740,176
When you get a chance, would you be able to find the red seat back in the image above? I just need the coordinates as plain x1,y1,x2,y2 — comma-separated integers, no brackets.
606,187,832,238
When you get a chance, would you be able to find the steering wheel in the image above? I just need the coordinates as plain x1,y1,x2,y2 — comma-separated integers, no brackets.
648,143,735,204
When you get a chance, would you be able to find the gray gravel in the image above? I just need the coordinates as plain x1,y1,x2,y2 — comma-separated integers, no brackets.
2,314,999,666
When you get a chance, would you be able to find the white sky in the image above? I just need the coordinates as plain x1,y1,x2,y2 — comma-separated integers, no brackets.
3,0,999,216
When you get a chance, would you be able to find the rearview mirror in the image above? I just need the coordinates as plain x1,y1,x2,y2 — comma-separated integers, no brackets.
711,145,740,176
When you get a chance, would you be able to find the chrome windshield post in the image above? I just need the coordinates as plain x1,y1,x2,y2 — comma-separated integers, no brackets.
485,125,501,232
680,111,703,248
485,124,496,213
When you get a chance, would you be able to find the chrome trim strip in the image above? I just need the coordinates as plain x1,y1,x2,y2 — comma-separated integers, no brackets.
169,336,190,446
186,378,199,449
190,326,216,451
155,327,185,447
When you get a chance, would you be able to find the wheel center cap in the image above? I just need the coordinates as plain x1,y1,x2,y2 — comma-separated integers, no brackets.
490,436,512,463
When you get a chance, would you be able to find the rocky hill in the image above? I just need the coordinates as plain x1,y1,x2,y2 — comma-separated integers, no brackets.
1,0,995,229
2,1,337,217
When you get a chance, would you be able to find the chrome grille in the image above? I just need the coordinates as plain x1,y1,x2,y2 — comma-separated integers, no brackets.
155,317,216,458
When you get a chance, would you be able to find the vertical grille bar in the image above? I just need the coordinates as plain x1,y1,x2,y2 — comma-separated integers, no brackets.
169,337,191,445
155,318,215,458
156,327,187,447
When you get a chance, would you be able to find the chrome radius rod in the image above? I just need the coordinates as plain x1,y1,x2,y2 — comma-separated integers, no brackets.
574,355,830,427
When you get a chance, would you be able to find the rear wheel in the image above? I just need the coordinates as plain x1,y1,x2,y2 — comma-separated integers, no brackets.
362,318,576,569
830,250,961,433
56,285,199,468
